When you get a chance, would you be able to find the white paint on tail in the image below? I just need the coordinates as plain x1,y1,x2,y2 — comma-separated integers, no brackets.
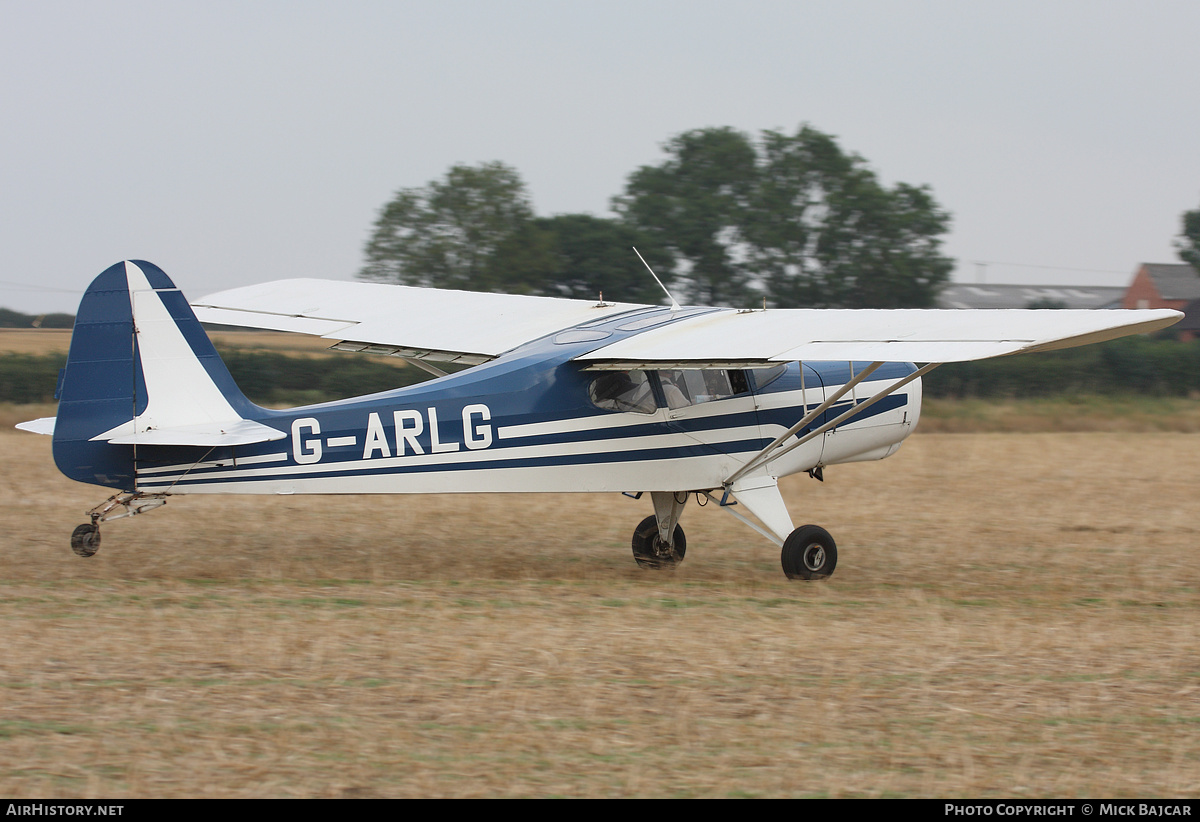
93,262,282,446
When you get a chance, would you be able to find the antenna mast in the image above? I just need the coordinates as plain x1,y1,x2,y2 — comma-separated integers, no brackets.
632,247,680,311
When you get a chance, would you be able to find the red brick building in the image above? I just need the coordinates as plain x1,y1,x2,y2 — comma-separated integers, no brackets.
1122,263,1200,340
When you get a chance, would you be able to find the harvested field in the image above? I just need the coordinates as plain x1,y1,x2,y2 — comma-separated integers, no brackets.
1,429,1198,798
0,328,338,357
0,329,73,355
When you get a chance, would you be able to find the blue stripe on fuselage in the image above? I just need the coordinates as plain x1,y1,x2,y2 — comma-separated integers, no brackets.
133,392,908,489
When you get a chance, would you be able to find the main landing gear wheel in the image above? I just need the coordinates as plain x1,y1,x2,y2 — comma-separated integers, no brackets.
631,514,687,570
781,524,836,580
70,524,101,558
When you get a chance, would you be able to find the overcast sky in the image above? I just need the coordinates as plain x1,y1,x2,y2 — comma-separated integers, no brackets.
2,0,1198,314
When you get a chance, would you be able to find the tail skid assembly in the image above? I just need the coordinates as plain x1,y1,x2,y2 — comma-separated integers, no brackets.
70,492,169,557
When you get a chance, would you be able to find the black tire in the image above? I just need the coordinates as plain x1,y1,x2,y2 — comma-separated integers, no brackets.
631,514,686,569
70,523,101,558
781,524,836,580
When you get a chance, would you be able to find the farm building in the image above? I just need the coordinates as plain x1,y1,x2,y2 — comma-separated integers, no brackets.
937,284,1125,310
940,264,1199,341
1121,263,1200,340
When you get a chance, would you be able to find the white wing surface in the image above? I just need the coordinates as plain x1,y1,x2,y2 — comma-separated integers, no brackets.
576,307,1183,367
193,279,648,363
193,279,1182,367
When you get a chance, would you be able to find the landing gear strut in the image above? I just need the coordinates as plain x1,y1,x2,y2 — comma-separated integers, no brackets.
631,515,686,569
625,487,839,580
631,491,689,570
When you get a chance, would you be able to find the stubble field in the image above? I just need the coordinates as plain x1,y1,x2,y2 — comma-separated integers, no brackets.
1,427,1197,798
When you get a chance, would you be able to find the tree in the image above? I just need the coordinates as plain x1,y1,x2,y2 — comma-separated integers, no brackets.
519,215,674,304
360,162,535,291
361,163,676,302
750,127,953,308
1177,204,1200,271
613,127,759,306
616,125,954,308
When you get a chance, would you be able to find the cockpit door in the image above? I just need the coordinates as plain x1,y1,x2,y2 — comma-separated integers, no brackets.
654,368,768,460
743,363,827,477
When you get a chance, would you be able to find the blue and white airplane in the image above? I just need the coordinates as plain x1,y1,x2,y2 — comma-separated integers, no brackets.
18,261,1182,579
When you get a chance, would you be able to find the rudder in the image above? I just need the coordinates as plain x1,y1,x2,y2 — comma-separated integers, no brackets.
52,261,263,489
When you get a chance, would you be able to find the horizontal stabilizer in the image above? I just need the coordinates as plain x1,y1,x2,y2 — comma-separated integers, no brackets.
95,418,285,447
16,417,56,436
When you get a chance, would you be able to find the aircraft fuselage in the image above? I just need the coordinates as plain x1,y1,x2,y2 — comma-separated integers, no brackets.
119,308,920,497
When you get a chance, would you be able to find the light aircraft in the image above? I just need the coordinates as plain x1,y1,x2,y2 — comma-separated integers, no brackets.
17,260,1181,579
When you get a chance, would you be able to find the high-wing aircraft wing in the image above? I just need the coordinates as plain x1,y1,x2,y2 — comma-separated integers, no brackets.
576,307,1183,367
193,279,649,365
194,279,1181,368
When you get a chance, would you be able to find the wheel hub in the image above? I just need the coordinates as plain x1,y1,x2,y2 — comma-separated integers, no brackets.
803,543,825,571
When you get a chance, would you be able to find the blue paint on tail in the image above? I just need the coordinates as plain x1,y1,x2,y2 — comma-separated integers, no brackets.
51,261,255,489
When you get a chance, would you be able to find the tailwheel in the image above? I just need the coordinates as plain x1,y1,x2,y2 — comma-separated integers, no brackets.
631,514,686,570
70,523,101,558
781,524,836,580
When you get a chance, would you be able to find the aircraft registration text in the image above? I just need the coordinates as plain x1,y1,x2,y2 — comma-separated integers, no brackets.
291,404,493,464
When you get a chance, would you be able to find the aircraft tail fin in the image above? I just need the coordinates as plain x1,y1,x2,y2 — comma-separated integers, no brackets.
51,261,282,489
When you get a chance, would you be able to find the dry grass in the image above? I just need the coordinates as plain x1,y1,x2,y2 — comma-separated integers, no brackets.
0,329,73,355
0,429,1198,797
921,396,1200,433
0,328,337,357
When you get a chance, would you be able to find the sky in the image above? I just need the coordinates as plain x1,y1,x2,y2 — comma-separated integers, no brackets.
2,0,1198,314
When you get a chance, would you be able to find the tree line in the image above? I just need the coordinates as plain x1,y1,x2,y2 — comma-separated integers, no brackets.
0,308,74,329
5,336,1200,407
359,125,956,308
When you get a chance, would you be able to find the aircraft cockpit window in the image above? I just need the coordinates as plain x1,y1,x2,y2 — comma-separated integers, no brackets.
751,364,787,390
657,369,749,409
589,370,657,414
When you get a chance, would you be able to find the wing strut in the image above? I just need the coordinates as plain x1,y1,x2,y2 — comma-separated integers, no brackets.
399,357,449,378
726,361,941,486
